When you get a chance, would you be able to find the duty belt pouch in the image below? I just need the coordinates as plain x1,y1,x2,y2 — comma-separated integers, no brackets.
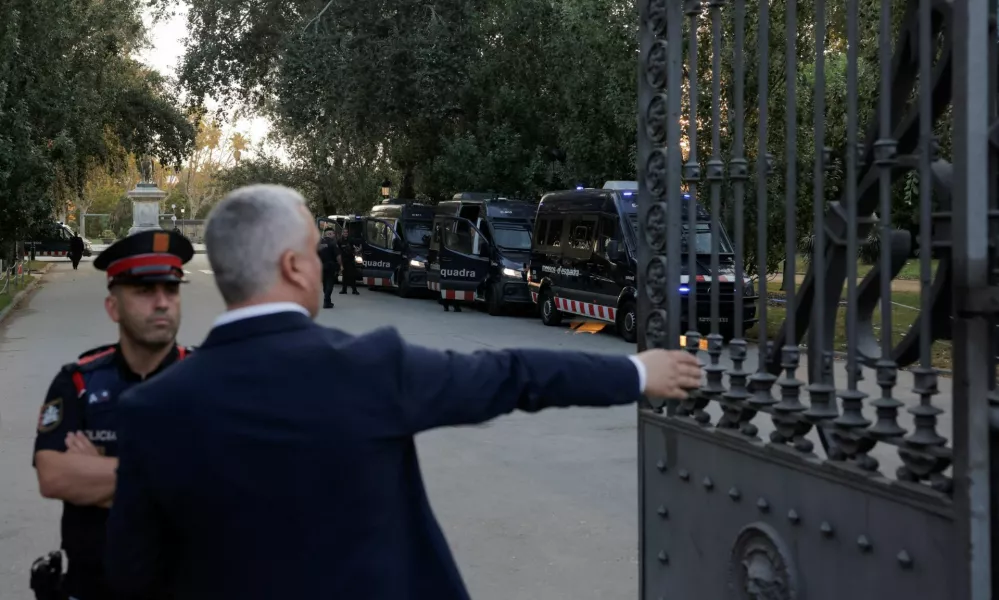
30,550,66,600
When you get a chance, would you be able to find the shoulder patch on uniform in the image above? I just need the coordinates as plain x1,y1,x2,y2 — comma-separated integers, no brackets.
77,344,115,360
38,398,63,432
77,346,117,371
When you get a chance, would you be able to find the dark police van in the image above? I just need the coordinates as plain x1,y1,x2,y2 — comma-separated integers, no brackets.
527,182,757,342
27,220,92,258
426,192,536,315
355,200,435,297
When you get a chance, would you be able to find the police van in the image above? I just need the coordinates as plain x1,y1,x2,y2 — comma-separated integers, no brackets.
427,192,536,315
527,182,757,342
355,200,435,297
27,220,92,258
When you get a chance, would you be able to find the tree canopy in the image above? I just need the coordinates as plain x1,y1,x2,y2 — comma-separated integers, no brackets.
0,0,194,256
165,0,938,271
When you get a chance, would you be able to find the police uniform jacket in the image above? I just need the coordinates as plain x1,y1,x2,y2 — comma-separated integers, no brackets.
104,309,643,599
33,343,191,598
318,237,340,272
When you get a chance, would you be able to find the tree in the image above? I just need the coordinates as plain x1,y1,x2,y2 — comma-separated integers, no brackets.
174,119,250,217
0,0,194,259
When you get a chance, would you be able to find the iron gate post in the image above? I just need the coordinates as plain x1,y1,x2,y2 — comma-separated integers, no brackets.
951,0,994,597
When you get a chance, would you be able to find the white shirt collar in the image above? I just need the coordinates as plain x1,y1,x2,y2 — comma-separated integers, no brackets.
213,302,311,329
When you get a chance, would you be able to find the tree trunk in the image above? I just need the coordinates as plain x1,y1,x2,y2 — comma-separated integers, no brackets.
400,168,416,200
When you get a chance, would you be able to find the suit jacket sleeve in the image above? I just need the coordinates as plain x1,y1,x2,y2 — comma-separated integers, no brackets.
104,388,167,595
368,328,641,435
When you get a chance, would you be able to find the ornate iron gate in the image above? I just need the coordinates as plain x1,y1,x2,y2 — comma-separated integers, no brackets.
636,0,995,597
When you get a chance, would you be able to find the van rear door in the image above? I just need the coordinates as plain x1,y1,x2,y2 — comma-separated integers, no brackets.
359,217,404,288
434,216,490,302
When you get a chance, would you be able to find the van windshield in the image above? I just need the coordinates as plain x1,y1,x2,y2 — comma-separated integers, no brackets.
490,221,532,251
626,214,733,254
404,221,433,246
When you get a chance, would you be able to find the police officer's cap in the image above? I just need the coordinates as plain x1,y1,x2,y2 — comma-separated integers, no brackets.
93,230,194,288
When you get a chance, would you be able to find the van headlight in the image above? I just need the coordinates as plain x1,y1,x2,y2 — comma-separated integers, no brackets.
409,259,425,269
354,255,363,265
746,280,756,297
502,267,522,279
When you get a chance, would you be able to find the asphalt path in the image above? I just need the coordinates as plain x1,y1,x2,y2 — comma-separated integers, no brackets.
0,256,952,599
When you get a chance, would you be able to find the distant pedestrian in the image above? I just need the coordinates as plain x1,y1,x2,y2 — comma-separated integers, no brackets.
69,232,84,270
103,184,703,600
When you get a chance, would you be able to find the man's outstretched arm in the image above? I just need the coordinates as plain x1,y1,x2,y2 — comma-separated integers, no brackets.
354,327,701,436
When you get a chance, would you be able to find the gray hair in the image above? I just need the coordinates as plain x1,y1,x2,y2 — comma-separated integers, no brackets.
204,184,311,304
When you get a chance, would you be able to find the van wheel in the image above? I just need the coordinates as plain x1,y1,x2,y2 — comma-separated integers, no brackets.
617,300,638,344
540,290,562,326
486,283,504,316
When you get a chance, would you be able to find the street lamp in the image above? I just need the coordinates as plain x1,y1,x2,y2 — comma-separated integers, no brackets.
380,178,392,199
180,208,186,236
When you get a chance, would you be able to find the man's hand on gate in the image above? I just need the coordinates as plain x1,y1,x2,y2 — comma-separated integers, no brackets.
635,350,703,399
65,431,101,456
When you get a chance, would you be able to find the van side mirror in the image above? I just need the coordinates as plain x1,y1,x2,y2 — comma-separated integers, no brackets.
392,238,404,252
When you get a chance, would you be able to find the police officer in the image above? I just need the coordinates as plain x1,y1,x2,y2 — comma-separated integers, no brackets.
338,229,360,295
31,230,194,600
318,229,341,308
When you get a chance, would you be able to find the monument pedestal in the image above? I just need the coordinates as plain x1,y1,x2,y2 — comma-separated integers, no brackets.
126,182,167,236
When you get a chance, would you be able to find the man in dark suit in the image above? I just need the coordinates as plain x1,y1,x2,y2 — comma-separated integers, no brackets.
105,184,702,600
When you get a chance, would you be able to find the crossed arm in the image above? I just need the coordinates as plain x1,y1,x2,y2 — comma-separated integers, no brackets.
33,372,117,508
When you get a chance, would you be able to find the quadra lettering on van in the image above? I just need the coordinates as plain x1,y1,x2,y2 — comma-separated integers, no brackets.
441,269,476,278
364,260,392,268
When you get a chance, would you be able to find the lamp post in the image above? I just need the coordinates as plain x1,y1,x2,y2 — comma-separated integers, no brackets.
380,178,392,200
180,208,186,237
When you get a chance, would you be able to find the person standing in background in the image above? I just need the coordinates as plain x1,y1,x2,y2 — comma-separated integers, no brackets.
338,229,360,295
317,229,340,308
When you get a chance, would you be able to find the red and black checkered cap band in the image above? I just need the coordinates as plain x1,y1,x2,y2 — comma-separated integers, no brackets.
106,253,183,281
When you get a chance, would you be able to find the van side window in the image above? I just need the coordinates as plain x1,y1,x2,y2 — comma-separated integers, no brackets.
447,220,475,255
567,218,596,253
534,219,548,248
430,221,442,251
366,220,392,249
597,216,619,253
544,218,563,247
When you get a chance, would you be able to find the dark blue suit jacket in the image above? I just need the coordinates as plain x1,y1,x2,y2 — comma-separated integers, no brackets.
105,311,641,599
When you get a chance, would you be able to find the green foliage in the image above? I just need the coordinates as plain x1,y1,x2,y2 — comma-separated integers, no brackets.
168,0,946,276
0,0,194,261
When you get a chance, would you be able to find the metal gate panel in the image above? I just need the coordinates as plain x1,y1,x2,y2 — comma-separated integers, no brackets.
640,415,954,597
635,0,996,596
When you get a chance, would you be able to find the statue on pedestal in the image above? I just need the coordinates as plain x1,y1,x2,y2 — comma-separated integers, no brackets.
140,156,154,183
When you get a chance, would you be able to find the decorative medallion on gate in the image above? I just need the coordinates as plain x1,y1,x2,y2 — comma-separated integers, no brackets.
728,523,797,600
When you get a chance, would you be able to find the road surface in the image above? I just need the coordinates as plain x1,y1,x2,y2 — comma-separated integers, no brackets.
0,256,952,599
